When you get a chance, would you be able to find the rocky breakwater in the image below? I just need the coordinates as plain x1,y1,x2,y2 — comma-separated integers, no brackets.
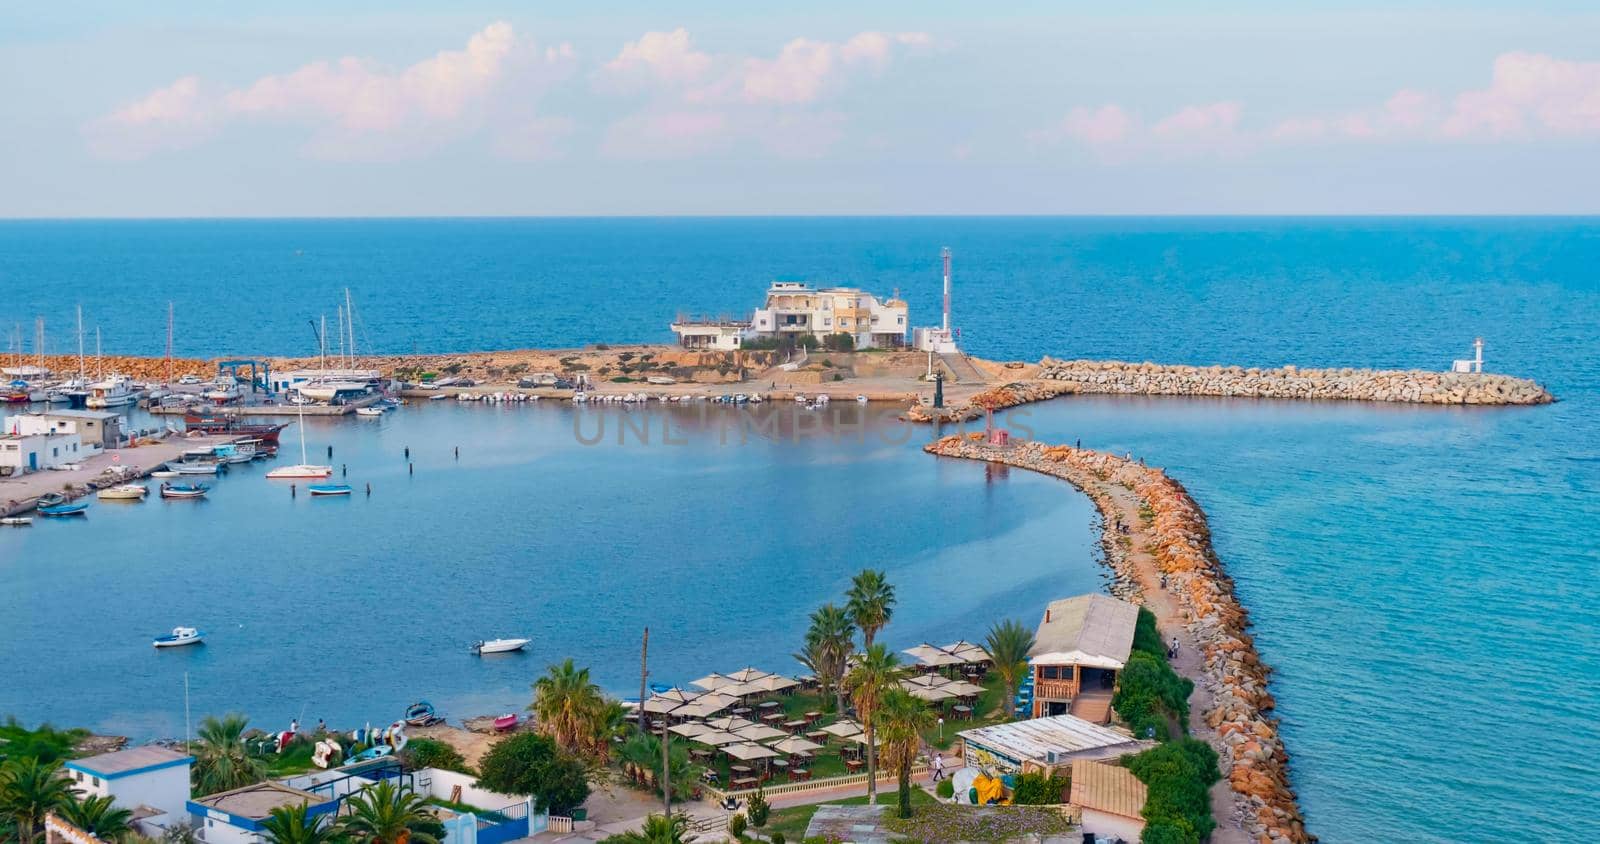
1037,358,1554,405
900,381,1075,423
925,434,1311,844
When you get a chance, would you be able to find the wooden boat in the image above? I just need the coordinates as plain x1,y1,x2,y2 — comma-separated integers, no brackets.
160,482,209,499
181,417,289,443
36,492,66,508
493,714,519,732
404,701,443,727
97,484,148,500
38,502,88,517
166,462,224,475
308,484,352,496
1,516,32,526
153,626,204,648
472,637,531,655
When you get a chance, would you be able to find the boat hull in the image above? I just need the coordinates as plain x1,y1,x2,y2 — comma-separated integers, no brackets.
266,465,334,479
38,503,88,517
308,484,352,496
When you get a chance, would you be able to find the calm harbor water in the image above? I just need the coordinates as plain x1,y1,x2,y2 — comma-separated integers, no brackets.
2,218,1598,842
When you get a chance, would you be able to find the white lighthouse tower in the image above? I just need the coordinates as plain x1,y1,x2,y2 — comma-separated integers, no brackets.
1451,338,1484,373
914,247,959,354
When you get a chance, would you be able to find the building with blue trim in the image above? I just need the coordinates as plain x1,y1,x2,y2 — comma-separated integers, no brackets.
65,746,194,836
187,782,340,844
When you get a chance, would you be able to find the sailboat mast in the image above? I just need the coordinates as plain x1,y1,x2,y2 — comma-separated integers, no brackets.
345,288,356,366
298,402,309,465
35,317,44,369
337,306,345,367
76,305,84,380
166,302,174,384
95,327,102,379
320,314,327,371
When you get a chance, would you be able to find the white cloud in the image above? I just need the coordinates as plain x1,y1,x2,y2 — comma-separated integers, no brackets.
1443,52,1600,138
599,29,711,90
86,22,574,161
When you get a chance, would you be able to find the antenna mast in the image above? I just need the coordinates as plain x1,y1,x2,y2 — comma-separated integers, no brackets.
941,247,952,332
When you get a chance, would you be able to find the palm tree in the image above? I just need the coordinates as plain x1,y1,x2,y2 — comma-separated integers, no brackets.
58,794,135,842
796,603,854,715
530,659,605,756
845,570,896,648
844,643,906,803
190,713,266,795
0,758,76,844
984,619,1037,719
585,698,632,758
339,781,439,844
605,813,694,844
876,688,935,819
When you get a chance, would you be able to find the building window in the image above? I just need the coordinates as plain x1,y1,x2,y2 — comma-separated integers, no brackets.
92,776,100,787
1040,666,1060,680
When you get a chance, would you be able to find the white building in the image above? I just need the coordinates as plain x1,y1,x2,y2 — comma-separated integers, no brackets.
65,746,194,837
188,782,340,844
7,409,121,450
0,432,85,474
672,282,909,350
1070,759,1148,843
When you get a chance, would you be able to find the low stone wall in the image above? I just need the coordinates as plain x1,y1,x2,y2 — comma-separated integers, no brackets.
900,381,1075,423
925,435,1310,844
1037,358,1553,405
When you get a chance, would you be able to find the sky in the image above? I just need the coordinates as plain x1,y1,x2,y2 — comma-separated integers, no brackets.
3,1,1600,216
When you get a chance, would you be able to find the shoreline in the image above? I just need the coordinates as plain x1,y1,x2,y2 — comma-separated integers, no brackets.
926,434,1310,844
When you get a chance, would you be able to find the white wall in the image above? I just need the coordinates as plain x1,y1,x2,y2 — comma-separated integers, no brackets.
1081,807,1144,843
194,811,261,844
109,765,192,825
415,768,529,812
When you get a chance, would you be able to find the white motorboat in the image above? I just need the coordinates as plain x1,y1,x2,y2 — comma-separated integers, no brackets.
203,375,244,403
1,516,31,526
97,484,148,500
150,470,179,478
298,380,370,402
166,461,224,475
153,626,205,648
355,406,384,417
86,374,138,408
471,638,531,655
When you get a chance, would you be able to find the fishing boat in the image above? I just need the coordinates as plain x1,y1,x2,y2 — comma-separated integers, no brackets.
36,492,66,507
97,484,148,500
160,482,209,499
153,627,204,648
471,637,531,655
182,417,289,444
355,407,384,417
214,442,257,463
1,517,32,526
404,701,443,727
308,484,352,496
165,461,224,475
266,403,333,479
86,374,138,408
38,502,88,517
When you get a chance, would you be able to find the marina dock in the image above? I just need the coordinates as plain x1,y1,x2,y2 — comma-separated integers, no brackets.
0,434,240,517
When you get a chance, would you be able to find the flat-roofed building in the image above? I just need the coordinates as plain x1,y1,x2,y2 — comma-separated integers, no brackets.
1029,593,1140,722
188,782,339,844
1071,758,1149,842
66,746,193,837
7,409,121,450
956,713,1152,779
671,281,909,350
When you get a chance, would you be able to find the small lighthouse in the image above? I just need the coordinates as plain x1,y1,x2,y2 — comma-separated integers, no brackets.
1451,338,1485,374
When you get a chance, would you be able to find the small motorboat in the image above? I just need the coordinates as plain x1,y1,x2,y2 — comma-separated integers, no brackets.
856,395,869,403
166,461,225,475
308,484,352,496
38,502,88,517
493,714,519,732
150,470,179,478
1,517,32,526
345,745,393,764
97,484,148,501
153,626,204,648
355,407,384,417
428,394,449,401
160,482,209,499
36,492,66,508
404,701,443,727
266,464,334,479
472,637,531,655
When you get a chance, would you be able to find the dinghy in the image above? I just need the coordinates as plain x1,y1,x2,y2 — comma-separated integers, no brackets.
308,484,352,496
493,714,519,732
38,502,88,517
1,517,32,526
355,407,384,417
404,701,443,727
36,492,66,507
471,637,531,655
153,626,204,648
151,470,179,478
160,482,209,499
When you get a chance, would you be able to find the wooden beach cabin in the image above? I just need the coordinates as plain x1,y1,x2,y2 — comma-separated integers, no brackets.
1028,594,1139,723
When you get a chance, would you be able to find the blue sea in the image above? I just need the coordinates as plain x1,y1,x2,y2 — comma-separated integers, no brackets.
2,218,1598,843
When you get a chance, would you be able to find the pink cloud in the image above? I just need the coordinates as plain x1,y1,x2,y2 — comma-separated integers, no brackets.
599,29,711,90
1151,101,1242,141
83,75,216,159
1443,52,1600,138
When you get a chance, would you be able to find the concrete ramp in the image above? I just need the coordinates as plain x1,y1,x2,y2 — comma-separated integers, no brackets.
939,352,988,384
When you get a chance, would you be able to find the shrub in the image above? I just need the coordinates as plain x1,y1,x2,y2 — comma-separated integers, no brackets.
593,343,609,350
1009,772,1069,805
771,833,786,844
728,813,747,838
401,738,469,773
935,779,954,799
1113,651,1193,741
831,373,844,381
506,363,529,375
821,333,855,352
1128,738,1220,844
1132,606,1165,658
476,733,590,816
610,376,634,383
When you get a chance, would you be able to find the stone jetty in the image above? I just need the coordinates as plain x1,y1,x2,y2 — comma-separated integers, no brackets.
926,435,1312,844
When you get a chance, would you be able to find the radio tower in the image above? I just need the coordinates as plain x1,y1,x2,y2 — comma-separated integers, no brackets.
941,247,952,332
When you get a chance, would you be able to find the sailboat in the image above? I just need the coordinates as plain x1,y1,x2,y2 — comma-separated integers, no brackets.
265,402,333,479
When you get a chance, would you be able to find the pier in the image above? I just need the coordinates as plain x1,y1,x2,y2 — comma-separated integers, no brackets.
1,433,241,517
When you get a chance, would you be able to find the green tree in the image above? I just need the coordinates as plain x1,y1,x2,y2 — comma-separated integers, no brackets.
796,604,855,715
875,688,933,819
983,619,1037,719
259,803,343,844
0,719,88,765
0,758,75,844
529,660,606,756
1127,738,1220,844
190,713,266,795
58,794,135,842
601,813,695,844
586,698,633,757
476,732,590,816
339,781,441,844
845,570,896,648
844,643,906,803
1112,652,1194,741
746,788,769,830
614,733,693,802
399,739,468,774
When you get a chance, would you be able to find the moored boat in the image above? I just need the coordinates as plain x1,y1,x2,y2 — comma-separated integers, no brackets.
308,483,352,496
86,374,138,408
38,502,88,517
493,714,519,732
355,407,384,417
182,416,288,444
97,484,148,500
160,482,209,499
1,516,32,526
153,627,204,648
404,701,442,727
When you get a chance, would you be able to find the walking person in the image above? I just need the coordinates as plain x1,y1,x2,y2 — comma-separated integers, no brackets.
932,751,945,782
